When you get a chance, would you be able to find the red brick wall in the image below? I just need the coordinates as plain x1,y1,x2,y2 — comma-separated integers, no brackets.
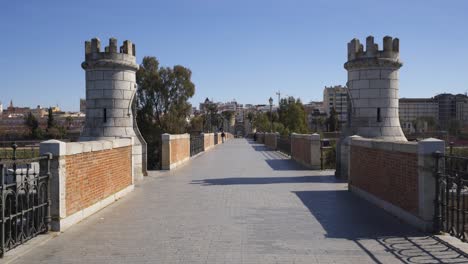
350,145,419,215
264,134,277,149
204,134,214,149
291,137,311,165
170,137,190,164
65,146,132,216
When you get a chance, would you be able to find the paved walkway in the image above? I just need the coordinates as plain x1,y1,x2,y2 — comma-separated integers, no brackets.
11,139,468,263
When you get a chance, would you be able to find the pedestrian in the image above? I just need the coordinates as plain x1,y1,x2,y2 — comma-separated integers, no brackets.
221,131,226,143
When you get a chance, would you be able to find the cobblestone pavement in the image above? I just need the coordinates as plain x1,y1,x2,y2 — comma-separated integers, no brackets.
11,139,468,263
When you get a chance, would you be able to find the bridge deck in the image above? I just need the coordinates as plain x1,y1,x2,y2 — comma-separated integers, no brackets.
12,139,468,263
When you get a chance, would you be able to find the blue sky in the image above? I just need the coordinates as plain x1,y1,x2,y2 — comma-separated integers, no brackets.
1,0,468,111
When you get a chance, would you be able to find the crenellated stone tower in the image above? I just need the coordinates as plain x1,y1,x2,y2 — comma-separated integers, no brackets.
344,36,406,141
80,37,147,179
336,35,407,179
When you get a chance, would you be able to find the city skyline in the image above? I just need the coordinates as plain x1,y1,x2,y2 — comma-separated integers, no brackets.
2,0,468,111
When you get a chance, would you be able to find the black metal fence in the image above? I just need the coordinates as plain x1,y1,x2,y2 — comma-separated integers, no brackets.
0,144,51,257
320,139,336,170
433,149,468,242
0,141,40,160
190,134,204,157
277,135,291,156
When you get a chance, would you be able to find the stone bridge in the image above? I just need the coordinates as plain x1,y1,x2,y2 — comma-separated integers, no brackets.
9,139,468,264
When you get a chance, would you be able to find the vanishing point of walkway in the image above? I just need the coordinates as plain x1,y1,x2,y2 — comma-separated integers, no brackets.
11,139,468,263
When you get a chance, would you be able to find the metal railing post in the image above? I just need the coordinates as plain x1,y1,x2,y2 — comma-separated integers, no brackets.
433,151,442,233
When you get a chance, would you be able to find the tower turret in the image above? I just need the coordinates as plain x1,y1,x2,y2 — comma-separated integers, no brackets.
80,37,146,178
344,36,406,141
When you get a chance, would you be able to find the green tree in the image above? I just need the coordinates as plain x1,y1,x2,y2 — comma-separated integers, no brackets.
327,108,339,132
277,97,309,134
252,112,270,132
448,119,461,136
136,56,195,169
24,112,42,139
189,115,204,133
47,107,55,130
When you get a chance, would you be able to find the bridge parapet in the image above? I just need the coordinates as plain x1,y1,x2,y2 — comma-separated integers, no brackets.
39,138,134,232
349,136,444,231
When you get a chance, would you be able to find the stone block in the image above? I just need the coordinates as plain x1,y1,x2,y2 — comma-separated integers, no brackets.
103,127,128,137
123,71,136,82
348,70,360,81
380,69,398,80
114,118,131,127
114,99,131,109
113,80,132,90
389,79,398,89
358,89,380,99
94,80,112,90
360,69,380,80
86,71,94,81
369,80,390,89
103,89,124,99
101,140,113,150
123,90,134,100
107,108,126,118
40,140,66,156
352,80,370,89
103,70,123,80
94,71,104,80
87,89,104,99
90,141,104,152
86,80,95,90
66,142,84,155
95,99,114,108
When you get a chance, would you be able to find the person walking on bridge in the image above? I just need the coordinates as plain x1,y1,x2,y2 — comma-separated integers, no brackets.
221,130,226,143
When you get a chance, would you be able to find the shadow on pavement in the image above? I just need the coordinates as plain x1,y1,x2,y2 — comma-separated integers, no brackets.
248,140,311,171
192,175,345,186
295,190,468,263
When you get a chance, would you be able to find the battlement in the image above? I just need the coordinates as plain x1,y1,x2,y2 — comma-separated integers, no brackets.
347,36,399,61
85,38,136,57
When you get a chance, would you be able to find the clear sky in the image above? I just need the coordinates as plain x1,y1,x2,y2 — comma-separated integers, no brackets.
1,0,468,111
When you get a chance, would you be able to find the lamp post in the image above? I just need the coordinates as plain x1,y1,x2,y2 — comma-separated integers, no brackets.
269,97,273,132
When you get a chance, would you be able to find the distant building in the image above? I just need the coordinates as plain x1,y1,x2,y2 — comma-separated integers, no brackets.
398,93,468,134
323,85,348,126
399,98,439,133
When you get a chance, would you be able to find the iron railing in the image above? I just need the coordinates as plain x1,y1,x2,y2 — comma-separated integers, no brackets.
277,135,291,156
320,139,336,170
0,143,52,257
433,147,468,241
190,135,204,157
0,141,39,160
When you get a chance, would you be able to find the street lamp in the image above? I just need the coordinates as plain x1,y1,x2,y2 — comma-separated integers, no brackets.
269,97,273,132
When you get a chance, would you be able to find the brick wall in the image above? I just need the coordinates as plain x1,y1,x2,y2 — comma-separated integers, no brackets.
349,140,419,216
40,138,134,231
203,133,215,150
161,134,190,170
65,146,132,216
170,138,190,164
350,145,419,215
264,133,277,149
290,134,320,169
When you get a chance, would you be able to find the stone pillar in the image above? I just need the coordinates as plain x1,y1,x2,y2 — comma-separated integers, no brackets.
417,138,445,230
310,133,321,168
80,37,146,179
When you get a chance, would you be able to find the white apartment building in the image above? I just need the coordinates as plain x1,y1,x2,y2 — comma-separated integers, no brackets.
323,85,348,124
